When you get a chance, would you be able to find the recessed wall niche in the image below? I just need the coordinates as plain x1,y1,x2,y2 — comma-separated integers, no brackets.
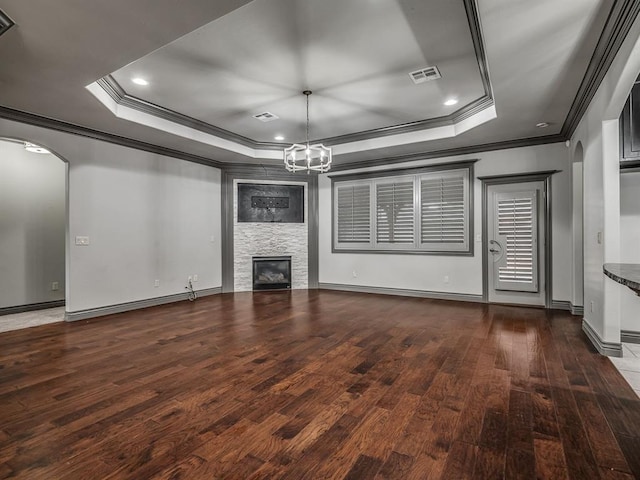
233,179,308,292
237,183,304,223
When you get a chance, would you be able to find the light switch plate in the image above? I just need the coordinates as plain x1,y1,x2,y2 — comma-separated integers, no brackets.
75,236,90,246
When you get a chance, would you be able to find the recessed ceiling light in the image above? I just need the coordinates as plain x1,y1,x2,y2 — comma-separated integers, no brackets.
132,77,149,86
24,142,50,154
536,122,550,128
274,135,285,141
444,98,458,106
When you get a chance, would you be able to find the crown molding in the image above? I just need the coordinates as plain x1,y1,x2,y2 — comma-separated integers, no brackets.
463,0,492,98
328,134,566,172
0,100,566,171
0,105,223,168
562,0,640,139
0,8,14,38
97,76,283,151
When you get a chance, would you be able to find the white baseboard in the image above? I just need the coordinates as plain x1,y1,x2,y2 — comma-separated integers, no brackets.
621,330,640,344
551,300,571,311
582,319,623,357
570,303,584,316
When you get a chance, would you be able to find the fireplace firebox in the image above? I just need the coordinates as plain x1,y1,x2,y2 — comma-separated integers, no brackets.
252,256,292,290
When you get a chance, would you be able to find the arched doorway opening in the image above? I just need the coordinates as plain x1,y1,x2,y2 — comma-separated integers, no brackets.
572,141,584,313
0,137,68,332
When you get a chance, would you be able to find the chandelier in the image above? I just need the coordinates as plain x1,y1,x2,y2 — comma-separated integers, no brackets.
283,90,332,173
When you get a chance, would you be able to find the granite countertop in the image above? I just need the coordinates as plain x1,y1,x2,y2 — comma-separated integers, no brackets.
603,263,640,295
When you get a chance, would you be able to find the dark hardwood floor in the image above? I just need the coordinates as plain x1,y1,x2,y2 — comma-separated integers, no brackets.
0,290,639,479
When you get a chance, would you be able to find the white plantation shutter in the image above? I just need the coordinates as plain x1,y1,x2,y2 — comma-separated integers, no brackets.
335,183,371,246
375,179,415,245
332,164,473,253
420,170,468,250
494,191,538,292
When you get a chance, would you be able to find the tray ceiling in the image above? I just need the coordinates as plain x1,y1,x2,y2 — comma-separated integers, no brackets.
0,0,623,166
108,0,487,145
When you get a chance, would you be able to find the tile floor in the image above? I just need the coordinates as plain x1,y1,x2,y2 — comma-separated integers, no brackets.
1,307,639,400
610,342,640,398
0,306,65,333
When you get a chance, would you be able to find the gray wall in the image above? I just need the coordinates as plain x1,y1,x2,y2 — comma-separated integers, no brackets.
0,139,65,308
318,142,573,301
0,118,222,315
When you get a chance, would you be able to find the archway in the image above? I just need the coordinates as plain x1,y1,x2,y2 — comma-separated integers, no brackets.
572,141,584,313
0,137,68,332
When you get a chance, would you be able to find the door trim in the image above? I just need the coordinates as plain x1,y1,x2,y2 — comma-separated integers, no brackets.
479,170,559,308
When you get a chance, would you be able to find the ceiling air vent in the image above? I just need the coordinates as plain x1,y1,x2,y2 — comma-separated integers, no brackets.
252,112,279,122
409,66,441,84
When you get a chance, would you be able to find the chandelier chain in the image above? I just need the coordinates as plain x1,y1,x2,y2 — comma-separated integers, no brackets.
305,91,310,146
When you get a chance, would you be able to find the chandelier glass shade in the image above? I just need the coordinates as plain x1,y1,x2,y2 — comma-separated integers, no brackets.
283,90,332,173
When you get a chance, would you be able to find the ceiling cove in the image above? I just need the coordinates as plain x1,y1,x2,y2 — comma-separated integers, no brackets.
87,0,496,160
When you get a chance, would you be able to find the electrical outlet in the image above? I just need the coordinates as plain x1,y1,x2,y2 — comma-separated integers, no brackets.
193,274,198,282
444,276,450,284
188,276,192,282
590,301,594,313
210,235,215,243
597,232,603,244
51,281,59,291
154,279,160,287
352,270,357,278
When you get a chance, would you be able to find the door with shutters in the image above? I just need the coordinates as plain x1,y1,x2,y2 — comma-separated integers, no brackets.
487,181,545,306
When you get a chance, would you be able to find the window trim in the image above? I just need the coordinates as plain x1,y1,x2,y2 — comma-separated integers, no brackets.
331,160,476,255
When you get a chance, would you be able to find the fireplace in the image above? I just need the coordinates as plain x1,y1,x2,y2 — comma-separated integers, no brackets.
252,256,292,290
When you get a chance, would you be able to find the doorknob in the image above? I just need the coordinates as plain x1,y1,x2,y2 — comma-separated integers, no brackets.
489,239,503,256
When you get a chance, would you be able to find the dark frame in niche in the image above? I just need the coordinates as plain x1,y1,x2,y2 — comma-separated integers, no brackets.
237,183,304,223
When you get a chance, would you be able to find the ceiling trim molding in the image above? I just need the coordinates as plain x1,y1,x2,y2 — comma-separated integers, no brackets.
463,0,493,99
94,0,494,149
0,104,224,168
317,96,495,147
0,8,14,38
562,0,640,138
97,76,283,151
328,159,478,181
0,101,567,171
328,134,566,172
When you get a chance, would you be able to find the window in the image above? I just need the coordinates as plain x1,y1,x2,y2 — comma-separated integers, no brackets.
333,163,473,254
336,183,371,246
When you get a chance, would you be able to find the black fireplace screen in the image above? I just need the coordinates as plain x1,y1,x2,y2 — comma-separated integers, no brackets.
253,256,292,290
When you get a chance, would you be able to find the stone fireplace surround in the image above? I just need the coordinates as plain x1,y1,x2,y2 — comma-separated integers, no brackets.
233,179,308,291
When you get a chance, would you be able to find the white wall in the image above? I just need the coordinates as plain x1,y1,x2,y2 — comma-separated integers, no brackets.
318,142,572,301
570,12,640,343
0,118,222,314
0,140,65,308
620,170,640,332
